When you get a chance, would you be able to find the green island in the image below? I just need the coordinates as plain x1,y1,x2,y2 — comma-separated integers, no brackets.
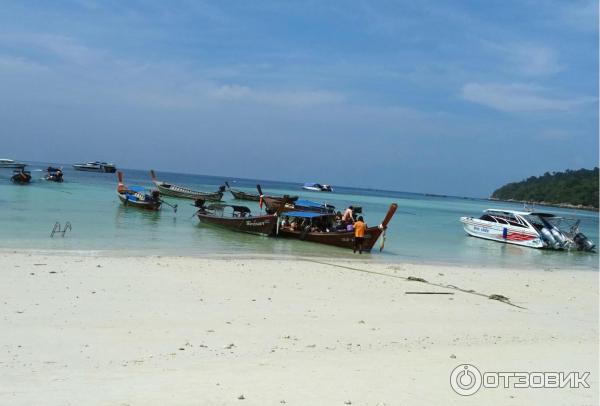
491,167,599,210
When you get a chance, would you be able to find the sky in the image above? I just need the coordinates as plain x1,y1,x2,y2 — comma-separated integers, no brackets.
0,0,597,197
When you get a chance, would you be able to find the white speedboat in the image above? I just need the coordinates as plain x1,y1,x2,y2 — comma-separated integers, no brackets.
73,161,117,173
302,182,333,192
0,159,26,169
460,209,595,251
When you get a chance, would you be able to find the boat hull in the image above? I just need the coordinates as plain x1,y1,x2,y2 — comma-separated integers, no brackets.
73,163,116,172
460,217,544,249
117,192,161,211
278,226,383,251
230,189,261,201
197,213,277,236
1,163,26,169
154,182,223,201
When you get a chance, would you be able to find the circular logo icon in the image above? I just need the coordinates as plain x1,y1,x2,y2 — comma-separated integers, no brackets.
450,364,482,396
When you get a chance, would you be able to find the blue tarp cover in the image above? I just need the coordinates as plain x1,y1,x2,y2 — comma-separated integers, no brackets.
282,211,332,218
295,199,325,208
129,185,147,193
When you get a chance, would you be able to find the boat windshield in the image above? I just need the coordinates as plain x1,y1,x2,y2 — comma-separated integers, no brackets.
481,212,529,228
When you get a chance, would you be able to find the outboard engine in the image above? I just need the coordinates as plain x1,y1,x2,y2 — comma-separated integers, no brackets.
573,233,596,252
540,227,560,249
550,228,567,248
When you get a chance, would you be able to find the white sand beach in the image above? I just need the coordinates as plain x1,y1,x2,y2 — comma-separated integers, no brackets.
0,251,597,405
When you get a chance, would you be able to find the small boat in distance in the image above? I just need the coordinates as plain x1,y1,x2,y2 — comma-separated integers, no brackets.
277,203,398,251
195,199,278,236
0,159,26,169
73,161,117,173
117,171,162,211
11,169,32,184
460,209,595,251
150,170,224,201
44,167,64,182
225,181,261,201
302,182,333,192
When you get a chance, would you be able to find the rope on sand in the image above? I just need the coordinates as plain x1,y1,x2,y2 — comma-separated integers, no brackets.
302,259,527,309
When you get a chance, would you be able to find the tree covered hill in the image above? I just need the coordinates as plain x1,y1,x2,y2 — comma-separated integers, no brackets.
491,168,599,209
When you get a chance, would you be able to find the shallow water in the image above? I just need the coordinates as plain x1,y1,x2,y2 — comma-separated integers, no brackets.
0,163,597,270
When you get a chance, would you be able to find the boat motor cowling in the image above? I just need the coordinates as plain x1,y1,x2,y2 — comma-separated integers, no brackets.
540,227,559,249
573,233,596,252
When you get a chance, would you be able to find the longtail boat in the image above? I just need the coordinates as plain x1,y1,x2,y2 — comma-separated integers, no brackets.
150,170,224,201
277,203,398,251
10,169,32,184
117,171,162,211
195,200,278,236
44,166,64,182
225,181,261,201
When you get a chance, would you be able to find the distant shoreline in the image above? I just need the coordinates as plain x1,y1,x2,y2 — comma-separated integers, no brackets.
488,197,599,212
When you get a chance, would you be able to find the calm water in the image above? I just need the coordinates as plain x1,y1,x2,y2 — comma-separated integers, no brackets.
1,163,597,270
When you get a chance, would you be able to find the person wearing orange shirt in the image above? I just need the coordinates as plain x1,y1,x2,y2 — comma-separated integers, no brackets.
353,216,367,254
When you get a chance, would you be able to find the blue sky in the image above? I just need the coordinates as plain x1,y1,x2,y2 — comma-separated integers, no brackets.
0,0,597,196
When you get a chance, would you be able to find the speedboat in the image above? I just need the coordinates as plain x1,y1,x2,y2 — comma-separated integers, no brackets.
0,159,26,169
73,161,117,173
460,209,595,251
302,182,333,192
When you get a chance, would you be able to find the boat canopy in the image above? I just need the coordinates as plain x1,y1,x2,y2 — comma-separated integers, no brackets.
128,185,148,193
282,211,333,218
295,199,328,208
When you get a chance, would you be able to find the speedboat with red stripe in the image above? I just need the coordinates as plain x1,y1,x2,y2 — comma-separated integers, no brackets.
460,209,595,251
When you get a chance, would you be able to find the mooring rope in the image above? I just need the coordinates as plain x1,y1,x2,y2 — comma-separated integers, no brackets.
302,258,526,309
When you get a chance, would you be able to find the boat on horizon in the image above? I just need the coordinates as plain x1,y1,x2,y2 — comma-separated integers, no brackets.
117,171,162,211
73,161,117,173
460,209,595,251
195,200,278,236
0,159,27,169
150,170,224,201
277,203,397,251
302,182,333,192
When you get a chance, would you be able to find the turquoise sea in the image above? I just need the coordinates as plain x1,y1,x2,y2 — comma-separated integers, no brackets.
1,163,598,271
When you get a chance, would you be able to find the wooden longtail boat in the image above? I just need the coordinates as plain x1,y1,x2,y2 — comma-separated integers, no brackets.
44,166,64,182
10,169,32,184
117,171,162,211
225,182,261,201
277,203,398,251
196,201,278,236
150,170,224,201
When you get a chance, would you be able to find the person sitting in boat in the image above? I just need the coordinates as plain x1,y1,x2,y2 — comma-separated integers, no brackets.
280,217,289,229
342,206,355,223
353,216,367,254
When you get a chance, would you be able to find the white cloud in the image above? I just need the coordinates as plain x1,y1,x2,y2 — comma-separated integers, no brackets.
210,84,344,106
483,41,564,77
460,82,593,112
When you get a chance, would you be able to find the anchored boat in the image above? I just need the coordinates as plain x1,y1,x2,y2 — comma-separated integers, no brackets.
150,170,224,201
195,199,278,236
460,209,595,251
117,171,162,211
44,167,64,182
225,182,261,201
277,203,398,251
10,169,32,184
0,159,26,169
302,182,333,192
73,161,117,173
